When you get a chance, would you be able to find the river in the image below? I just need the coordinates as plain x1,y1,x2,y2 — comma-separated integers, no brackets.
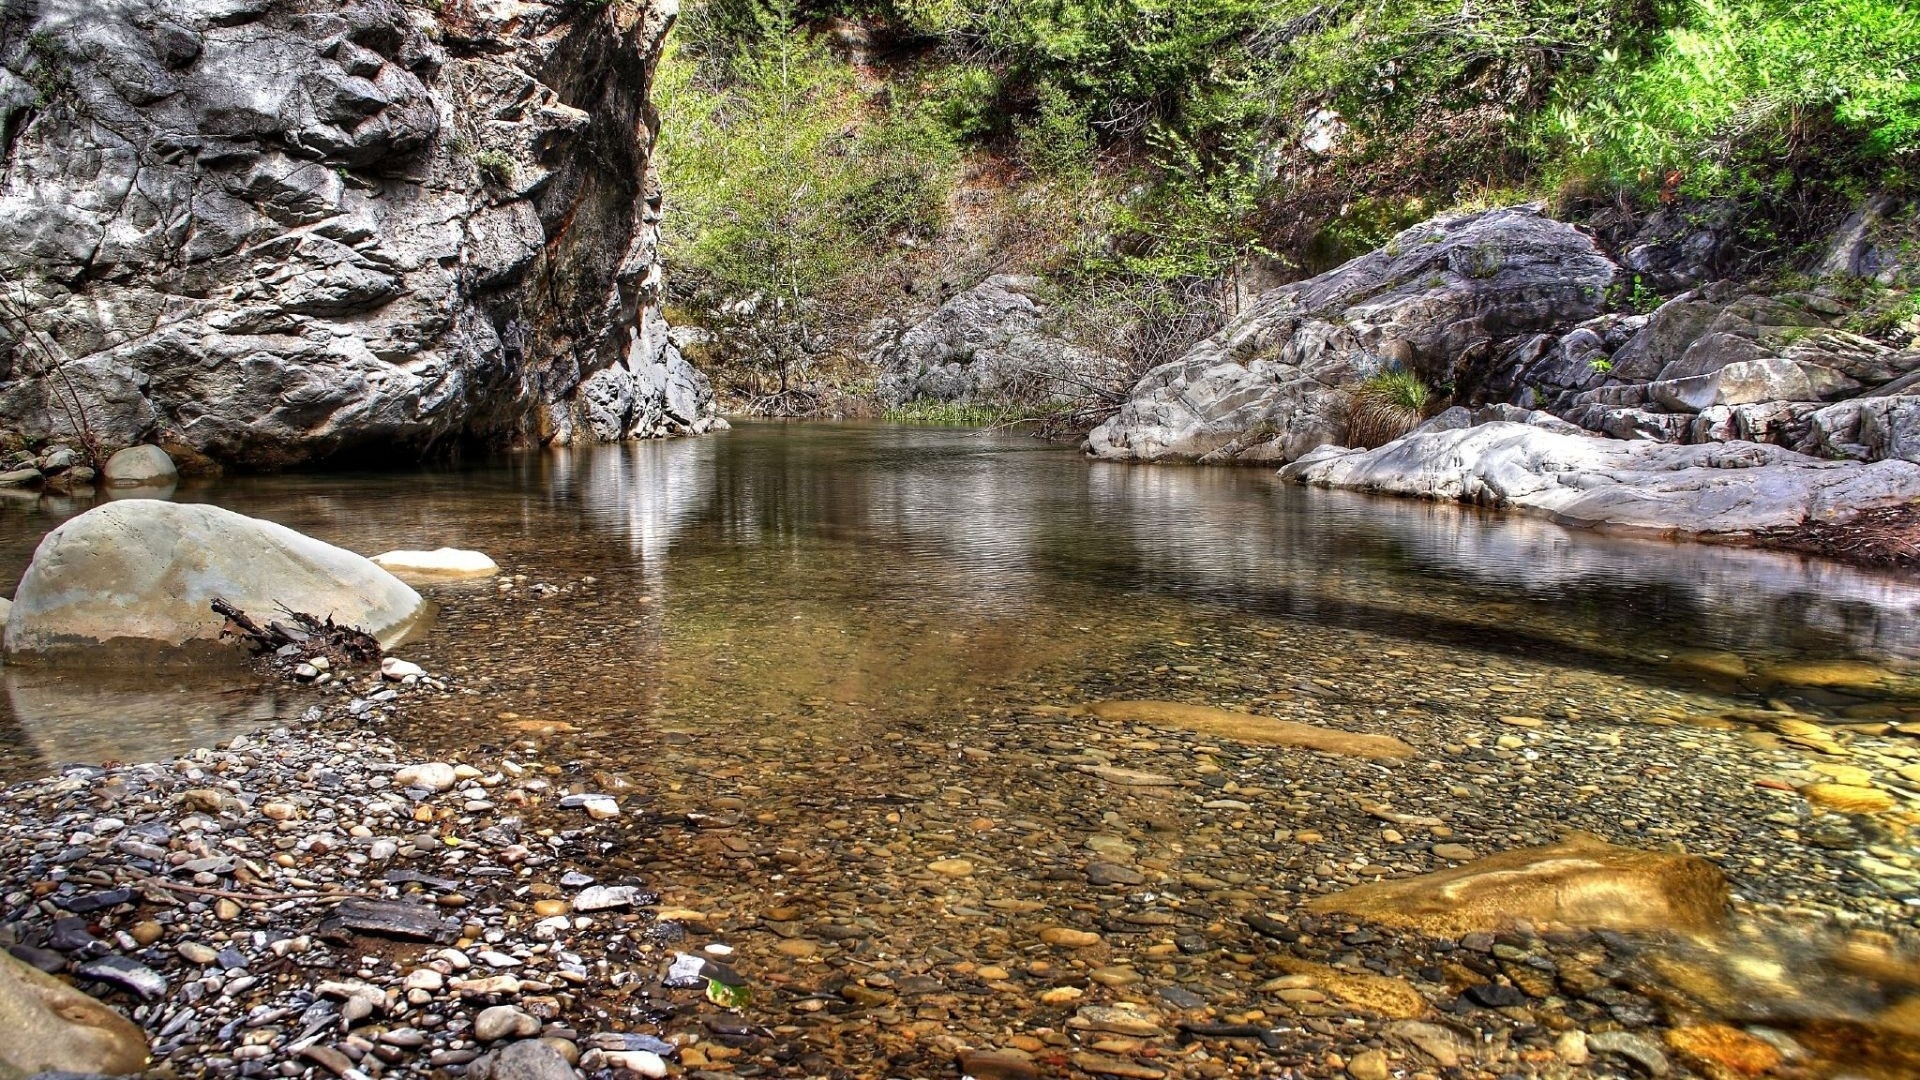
1,422,1916,1077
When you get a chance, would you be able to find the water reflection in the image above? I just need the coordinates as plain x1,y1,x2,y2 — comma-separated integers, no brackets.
1,421,1918,777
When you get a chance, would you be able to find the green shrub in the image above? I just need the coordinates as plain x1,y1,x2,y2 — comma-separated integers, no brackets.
1344,368,1432,449
473,149,516,186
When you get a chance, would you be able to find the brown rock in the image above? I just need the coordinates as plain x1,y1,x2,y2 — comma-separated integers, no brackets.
1039,927,1102,948
1801,783,1895,814
956,1049,1041,1080
1663,1024,1783,1078
0,952,149,1077
1082,700,1415,759
1265,959,1428,1019
1305,832,1728,934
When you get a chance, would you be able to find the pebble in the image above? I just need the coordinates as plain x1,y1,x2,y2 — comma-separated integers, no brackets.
926,858,974,877
1039,927,1102,947
474,1005,541,1042
394,762,457,792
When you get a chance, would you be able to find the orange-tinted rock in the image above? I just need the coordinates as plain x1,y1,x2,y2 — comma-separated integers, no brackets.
1082,700,1415,760
1306,832,1728,934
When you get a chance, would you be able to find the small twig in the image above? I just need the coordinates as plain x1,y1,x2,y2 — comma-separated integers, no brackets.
133,875,375,903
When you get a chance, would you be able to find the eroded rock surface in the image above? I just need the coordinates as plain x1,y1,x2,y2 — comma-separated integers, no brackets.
4,499,424,661
872,275,1121,409
1282,420,1920,535
0,0,714,469
1087,206,1618,463
1307,832,1730,934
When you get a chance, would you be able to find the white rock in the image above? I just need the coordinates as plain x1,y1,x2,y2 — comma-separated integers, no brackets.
394,763,457,792
371,547,500,581
1283,422,1920,535
573,885,641,912
3,501,426,661
381,657,425,681
101,445,177,488
603,1051,667,1078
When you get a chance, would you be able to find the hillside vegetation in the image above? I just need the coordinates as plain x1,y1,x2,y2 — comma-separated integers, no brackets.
655,0,1920,416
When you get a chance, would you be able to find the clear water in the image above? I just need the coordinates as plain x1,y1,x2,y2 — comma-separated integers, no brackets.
3,421,1919,777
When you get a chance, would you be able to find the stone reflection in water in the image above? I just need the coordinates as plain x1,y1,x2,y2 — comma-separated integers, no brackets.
1,667,290,771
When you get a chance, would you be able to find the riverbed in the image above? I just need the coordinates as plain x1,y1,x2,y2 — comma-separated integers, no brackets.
2,422,1917,1078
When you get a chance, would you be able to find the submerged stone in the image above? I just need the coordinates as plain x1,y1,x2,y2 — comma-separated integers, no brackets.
1306,831,1729,934
1081,700,1416,760
372,548,501,581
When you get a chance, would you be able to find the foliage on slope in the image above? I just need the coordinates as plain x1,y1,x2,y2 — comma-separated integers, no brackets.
656,0,1920,413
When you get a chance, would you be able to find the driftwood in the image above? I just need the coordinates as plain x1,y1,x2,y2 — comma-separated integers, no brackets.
212,598,383,665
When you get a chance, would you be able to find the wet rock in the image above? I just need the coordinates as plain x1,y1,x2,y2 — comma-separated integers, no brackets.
1587,1030,1672,1077
382,657,426,681
956,1048,1042,1080
475,1005,541,1042
1082,699,1416,759
371,548,502,581
471,1037,580,1080
0,952,149,1077
101,445,177,488
1307,832,1728,933
573,885,642,912
394,762,457,792
320,899,454,942
3,500,426,660
1039,927,1102,948
73,955,167,1000
1086,861,1146,886
1801,783,1895,813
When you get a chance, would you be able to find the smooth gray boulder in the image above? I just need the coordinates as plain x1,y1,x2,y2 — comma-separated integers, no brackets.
1087,205,1619,463
4,500,425,663
102,444,178,487
1281,421,1920,534
0,950,150,1078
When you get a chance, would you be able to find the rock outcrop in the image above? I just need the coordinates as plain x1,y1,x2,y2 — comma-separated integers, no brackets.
0,0,715,470
872,275,1120,409
1281,418,1920,535
1087,206,1618,463
4,499,425,662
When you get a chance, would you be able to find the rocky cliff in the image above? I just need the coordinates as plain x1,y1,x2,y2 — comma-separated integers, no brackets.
0,0,716,470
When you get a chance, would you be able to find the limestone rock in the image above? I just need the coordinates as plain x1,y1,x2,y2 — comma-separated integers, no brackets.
3,500,425,662
102,445,178,487
0,950,150,1078
371,548,501,581
1088,205,1618,463
873,275,1122,408
0,0,711,468
1305,832,1729,934
1081,700,1415,760
1282,421,1920,535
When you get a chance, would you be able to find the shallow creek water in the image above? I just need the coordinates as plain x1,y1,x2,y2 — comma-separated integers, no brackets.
3,422,1920,1077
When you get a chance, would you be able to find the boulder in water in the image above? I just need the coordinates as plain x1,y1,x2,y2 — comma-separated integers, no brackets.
1306,832,1728,934
101,444,177,488
3,500,425,663
371,547,501,581
0,950,150,1078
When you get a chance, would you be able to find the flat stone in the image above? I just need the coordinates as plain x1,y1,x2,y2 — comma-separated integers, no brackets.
1070,1051,1165,1078
74,955,167,999
1086,861,1146,886
371,547,501,581
1069,1004,1166,1037
574,885,642,911
1075,764,1179,787
956,1049,1041,1080
1586,1031,1671,1077
321,899,455,942
1307,832,1728,934
1802,783,1895,813
926,859,975,877
1759,660,1893,690
1082,700,1416,760
1039,927,1102,948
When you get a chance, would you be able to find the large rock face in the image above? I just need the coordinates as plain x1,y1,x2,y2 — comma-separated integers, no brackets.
1087,206,1619,463
0,0,715,469
1282,419,1920,535
872,275,1120,408
4,499,425,662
